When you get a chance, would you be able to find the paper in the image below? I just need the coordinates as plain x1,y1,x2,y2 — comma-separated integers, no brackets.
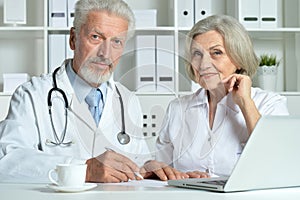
99,179,168,188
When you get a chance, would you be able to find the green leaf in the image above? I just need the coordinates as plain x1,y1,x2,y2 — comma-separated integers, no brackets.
259,54,280,67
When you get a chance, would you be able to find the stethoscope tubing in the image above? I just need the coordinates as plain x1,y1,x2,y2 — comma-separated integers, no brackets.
47,67,72,146
46,66,130,146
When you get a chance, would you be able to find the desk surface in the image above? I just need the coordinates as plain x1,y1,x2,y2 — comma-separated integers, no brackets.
1,180,300,200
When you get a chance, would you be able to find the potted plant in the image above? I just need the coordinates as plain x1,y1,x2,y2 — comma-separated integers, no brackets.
255,54,280,91
259,54,280,67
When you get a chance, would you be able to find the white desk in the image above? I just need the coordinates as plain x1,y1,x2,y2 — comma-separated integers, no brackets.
1,181,300,200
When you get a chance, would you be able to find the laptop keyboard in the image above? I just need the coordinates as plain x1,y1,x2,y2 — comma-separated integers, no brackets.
199,180,227,186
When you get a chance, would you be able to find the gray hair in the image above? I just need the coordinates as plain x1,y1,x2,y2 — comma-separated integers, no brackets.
185,15,259,82
73,0,135,39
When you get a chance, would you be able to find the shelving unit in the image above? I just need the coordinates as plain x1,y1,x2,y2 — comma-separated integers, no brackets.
118,0,300,94
0,0,45,90
0,0,299,92
0,0,300,145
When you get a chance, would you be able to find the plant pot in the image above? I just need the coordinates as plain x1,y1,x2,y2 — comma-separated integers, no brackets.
256,65,278,91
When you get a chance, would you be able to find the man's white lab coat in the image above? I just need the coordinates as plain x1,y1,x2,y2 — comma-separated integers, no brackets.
0,60,150,183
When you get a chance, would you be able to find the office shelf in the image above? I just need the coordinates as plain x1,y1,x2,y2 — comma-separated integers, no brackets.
0,0,299,93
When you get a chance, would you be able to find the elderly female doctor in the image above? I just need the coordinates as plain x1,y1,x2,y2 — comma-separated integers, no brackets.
155,15,289,178
0,0,185,183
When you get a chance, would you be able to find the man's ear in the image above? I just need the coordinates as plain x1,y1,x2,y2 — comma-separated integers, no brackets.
69,27,76,50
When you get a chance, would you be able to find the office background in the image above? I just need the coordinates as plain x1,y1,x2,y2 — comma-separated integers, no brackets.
0,0,300,154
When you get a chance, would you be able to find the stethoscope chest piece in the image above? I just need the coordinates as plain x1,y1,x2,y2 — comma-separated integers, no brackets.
117,131,130,145
115,85,131,145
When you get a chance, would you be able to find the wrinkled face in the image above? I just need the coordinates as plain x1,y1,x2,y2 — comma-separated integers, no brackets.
70,11,128,87
191,30,240,91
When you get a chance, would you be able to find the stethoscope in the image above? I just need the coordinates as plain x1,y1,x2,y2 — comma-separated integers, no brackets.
46,66,131,147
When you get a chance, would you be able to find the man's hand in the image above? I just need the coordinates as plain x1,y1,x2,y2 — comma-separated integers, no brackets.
140,160,189,181
85,150,141,183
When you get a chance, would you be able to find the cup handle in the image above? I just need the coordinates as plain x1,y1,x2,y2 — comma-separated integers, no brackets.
48,169,58,185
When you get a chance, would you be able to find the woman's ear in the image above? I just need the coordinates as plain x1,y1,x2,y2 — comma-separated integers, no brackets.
69,27,76,50
235,69,242,74
236,67,247,75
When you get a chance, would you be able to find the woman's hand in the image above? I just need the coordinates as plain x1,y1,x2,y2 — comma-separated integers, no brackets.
186,171,210,178
222,74,261,134
222,74,252,107
140,160,189,181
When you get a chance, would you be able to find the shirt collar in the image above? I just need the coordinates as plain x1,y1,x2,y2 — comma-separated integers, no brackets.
66,60,113,103
187,88,208,108
187,88,240,113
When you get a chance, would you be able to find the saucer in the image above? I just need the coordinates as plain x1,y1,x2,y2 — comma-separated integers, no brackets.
47,183,97,192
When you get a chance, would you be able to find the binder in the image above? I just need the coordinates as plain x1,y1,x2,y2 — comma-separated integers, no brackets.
67,0,76,27
135,35,156,92
48,34,66,72
178,0,194,27
260,0,279,28
156,35,175,92
238,0,259,28
194,0,212,22
3,0,26,24
194,0,225,23
49,0,67,27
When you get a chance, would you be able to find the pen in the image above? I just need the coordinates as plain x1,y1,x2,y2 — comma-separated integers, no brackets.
105,147,144,180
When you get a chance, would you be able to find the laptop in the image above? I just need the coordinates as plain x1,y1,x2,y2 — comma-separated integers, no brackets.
168,115,300,192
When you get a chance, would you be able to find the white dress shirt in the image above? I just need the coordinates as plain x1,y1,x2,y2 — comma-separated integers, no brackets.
156,87,289,176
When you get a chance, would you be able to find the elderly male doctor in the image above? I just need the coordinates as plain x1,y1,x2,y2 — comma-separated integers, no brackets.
0,0,186,183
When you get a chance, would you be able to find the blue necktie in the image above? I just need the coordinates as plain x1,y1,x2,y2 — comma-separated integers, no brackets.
85,88,103,125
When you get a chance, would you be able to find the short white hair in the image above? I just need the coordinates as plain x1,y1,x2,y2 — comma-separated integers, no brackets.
73,0,135,39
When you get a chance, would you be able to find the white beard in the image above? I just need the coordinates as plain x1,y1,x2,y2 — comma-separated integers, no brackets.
79,57,113,86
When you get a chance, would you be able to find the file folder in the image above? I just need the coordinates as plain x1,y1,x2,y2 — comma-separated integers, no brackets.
195,0,225,23
4,0,26,24
260,0,280,28
178,0,194,28
238,0,259,28
195,0,212,22
49,0,67,27
135,35,156,92
156,35,175,92
48,34,66,72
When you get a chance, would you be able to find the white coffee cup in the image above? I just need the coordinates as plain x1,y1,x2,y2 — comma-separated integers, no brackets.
48,164,87,187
